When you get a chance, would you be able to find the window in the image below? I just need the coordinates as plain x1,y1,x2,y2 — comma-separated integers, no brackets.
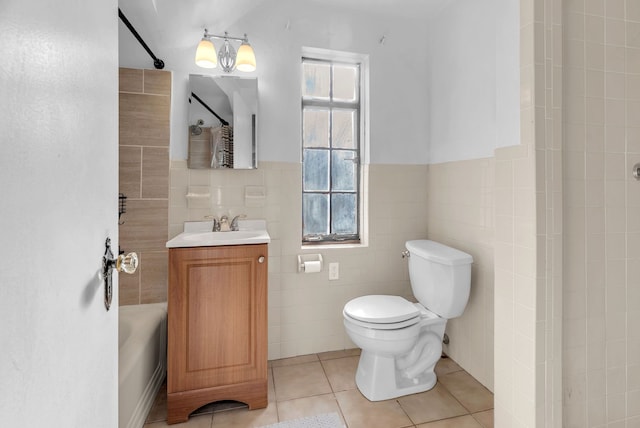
301,56,363,244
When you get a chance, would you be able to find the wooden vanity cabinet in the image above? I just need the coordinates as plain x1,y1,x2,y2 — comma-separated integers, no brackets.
166,243,268,424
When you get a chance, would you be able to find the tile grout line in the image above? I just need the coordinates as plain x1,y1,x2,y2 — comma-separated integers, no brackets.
395,396,417,428
317,357,349,427
269,366,283,423
437,379,475,417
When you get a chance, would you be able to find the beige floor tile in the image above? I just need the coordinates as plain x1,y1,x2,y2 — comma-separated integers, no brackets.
472,409,494,428
321,355,359,392
144,413,212,427
211,402,278,427
438,371,493,413
273,361,333,401
269,354,319,368
276,393,345,425
416,414,483,428
145,353,494,428
398,383,468,424
335,389,414,428
318,348,361,360
435,356,462,377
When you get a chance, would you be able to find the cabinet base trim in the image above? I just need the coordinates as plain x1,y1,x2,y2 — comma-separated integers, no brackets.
166,379,268,425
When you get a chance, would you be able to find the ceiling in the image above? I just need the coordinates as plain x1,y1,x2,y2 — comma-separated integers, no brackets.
118,0,450,69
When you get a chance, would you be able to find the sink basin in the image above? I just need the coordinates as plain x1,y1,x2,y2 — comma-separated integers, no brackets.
166,221,270,248
183,230,265,243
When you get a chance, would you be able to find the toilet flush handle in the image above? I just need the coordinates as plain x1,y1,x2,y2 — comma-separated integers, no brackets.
401,250,410,258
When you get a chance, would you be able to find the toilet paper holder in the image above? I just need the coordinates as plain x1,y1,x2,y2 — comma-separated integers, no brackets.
297,254,323,273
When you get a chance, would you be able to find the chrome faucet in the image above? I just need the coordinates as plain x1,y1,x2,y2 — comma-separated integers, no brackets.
210,214,245,232
219,215,231,232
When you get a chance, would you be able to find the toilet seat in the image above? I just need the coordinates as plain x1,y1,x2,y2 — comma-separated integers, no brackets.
343,295,421,330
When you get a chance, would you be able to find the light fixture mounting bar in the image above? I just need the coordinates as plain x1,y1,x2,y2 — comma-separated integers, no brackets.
207,32,248,42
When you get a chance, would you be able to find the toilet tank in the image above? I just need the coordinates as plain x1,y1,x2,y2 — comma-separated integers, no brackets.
405,240,473,319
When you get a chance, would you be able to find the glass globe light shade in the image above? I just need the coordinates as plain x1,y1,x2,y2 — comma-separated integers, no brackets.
235,41,256,72
195,38,217,68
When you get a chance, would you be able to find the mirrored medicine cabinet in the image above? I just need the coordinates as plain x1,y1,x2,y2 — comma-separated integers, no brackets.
188,74,257,169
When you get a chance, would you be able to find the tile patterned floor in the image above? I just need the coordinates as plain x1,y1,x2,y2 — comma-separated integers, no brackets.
144,350,493,428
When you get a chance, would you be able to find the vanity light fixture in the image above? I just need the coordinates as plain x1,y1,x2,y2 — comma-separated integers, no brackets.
195,29,257,73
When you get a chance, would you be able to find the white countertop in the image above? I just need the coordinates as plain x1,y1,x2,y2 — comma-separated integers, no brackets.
166,219,270,248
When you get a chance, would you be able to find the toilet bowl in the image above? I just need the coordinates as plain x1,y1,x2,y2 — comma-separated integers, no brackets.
343,295,447,400
343,240,473,401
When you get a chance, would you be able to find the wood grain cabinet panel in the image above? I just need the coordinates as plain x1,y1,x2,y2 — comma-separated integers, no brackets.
167,244,268,424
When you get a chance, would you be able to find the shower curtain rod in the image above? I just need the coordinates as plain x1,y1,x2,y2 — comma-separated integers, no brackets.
190,92,230,126
118,8,165,70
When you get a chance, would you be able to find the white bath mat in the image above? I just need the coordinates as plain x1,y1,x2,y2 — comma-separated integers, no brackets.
259,412,344,428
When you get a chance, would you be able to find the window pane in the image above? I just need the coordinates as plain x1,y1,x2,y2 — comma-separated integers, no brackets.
333,65,358,102
301,57,362,244
303,149,329,191
302,62,330,100
332,109,356,149
331,150,357,191
303,108,329,148
331,193,357,234
303,194,329,235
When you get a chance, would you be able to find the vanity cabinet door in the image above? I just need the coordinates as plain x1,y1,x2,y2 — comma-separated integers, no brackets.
167,244,268,394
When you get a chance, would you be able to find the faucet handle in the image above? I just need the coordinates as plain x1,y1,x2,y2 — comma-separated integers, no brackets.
205,215,221,231
230,214,246,231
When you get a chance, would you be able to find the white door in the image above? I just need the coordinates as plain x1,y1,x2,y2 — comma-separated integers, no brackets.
0,1,120,426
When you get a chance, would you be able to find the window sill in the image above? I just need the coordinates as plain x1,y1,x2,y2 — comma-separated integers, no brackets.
301,242,368,250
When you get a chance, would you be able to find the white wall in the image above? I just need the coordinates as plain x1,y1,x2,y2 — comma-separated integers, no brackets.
427,0,520,164
120,0,519,166
139,0,431,165
0,0,120,426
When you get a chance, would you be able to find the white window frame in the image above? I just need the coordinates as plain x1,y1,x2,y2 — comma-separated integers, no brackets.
301,47,369,248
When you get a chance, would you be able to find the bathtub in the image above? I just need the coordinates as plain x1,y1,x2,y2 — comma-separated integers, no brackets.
119,303,167,428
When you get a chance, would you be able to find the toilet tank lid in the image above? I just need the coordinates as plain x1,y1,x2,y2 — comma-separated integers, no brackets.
405,240,473,266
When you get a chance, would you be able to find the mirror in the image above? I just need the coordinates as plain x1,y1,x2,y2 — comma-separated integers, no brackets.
188,75,257,169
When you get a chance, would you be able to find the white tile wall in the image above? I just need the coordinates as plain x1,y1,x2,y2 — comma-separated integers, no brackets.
169,159,500,397
169,161,429,361
427,158,496,392
492,0,564,426
563,0,640,426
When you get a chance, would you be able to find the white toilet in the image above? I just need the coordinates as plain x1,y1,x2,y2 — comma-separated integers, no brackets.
343,239,473,401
